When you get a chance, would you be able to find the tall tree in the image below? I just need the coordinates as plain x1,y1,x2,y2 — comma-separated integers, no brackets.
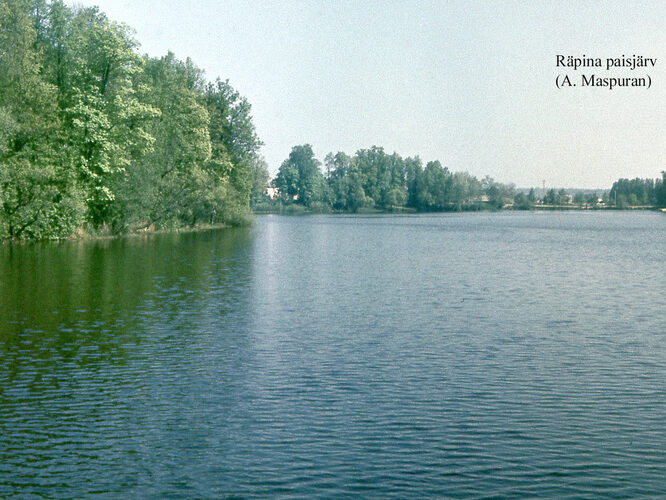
250,157,270,207
275,144,326,207
0,0,83,239
62,6,156,227
205,78,261,223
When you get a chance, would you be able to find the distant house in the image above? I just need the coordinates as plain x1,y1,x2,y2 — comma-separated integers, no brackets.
266,178,279,199
266,186,279,199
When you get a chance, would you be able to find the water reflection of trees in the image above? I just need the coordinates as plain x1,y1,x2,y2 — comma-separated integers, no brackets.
0,228,253,388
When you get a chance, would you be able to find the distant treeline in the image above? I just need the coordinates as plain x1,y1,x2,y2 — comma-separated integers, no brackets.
253,145,517,213
0,0,262,240
609,177,666,208
251,144,666,213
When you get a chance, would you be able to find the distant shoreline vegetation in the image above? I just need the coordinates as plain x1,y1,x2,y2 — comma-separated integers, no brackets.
251,145,666,215
1,0,262,242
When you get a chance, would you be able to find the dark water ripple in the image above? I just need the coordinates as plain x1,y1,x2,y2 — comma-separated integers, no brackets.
1,212,666,497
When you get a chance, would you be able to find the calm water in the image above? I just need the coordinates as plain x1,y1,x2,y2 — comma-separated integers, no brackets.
1,212,666,498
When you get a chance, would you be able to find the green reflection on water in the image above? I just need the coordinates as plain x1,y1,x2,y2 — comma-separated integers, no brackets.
0,228,253,392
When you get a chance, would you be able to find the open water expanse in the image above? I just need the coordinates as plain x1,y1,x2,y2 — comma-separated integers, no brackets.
1,211,666,498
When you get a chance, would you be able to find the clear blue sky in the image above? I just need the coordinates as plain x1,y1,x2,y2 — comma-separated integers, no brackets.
68,0,666,188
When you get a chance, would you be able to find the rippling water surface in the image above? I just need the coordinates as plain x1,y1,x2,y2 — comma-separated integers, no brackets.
1,212,666,497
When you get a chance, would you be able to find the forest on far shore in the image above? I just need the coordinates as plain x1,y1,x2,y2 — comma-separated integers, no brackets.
250,144,666,213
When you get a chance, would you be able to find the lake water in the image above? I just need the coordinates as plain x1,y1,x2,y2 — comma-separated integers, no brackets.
1,211,665,498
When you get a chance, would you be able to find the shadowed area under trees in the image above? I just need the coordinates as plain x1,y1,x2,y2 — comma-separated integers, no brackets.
0,0,262,240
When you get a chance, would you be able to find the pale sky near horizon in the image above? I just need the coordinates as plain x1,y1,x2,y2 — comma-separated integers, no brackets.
66,0,666,188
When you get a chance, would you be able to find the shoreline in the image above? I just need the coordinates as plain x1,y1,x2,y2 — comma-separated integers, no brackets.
1,222,236,246
252,205,662,216
3,207,663,244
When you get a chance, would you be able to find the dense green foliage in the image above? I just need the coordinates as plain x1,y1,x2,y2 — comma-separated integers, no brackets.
610,175,666,208
270,145,522,212
0,0,261,240
271,145,509,212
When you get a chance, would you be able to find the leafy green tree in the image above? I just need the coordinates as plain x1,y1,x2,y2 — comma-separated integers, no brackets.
658,172,666,207
274,160,299,201
415,161,450,210
628,193,639,206
404,156,423,208
275,144,326,207
250,157,270,207
61,6,157,227
449,171,480,210
205,78,261,223
119,53,211,229
344,169,373,212
325,151,352,210
0,0,84,239
483,176,515,209
544,188,557,205
513,192,532,210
